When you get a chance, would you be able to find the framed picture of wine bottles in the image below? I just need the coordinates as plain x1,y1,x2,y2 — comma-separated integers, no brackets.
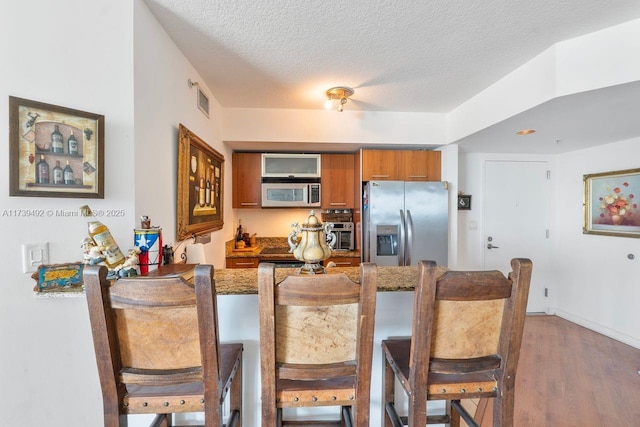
176,123,224,240
9,96,104,198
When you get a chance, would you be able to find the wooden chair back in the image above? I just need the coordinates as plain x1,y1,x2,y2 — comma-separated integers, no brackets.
84,264,242,427
383,258,532,426
258,263,377,426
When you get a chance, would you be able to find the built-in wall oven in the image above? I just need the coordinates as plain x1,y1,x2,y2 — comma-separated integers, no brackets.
331,222,355,251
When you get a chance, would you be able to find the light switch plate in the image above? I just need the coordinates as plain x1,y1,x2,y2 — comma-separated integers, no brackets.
22,242,49,273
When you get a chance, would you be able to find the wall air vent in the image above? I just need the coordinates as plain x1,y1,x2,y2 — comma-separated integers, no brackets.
197,87,209,118
188,79,209,118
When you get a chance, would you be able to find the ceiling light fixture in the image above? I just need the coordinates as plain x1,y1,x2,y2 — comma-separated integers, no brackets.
516,129,536,135
325,86,354,112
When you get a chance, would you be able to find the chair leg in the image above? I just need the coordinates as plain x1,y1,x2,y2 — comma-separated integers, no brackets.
262,403,277,427
150,414,171,427
228,354,243,427
382,354,395,427
447,401,461,427
104,406,126,427
493,390,515,426
341,405,357,427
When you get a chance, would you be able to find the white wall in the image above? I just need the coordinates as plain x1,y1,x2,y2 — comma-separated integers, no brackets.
223,108,446,146
448,19,640,144
133,0,233,267
553,137,640,348
556,19,640,96
0,1,135,425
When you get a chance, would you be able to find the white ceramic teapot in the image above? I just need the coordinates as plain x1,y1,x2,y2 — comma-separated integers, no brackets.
288,210,336,273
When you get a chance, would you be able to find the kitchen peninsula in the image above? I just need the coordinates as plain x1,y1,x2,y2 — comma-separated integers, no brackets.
155,251,444,426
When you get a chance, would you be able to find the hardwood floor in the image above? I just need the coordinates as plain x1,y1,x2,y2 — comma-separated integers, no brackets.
479,315,640,426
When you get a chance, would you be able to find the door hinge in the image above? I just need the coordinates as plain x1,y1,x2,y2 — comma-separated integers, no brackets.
544,288,548,297
546,170,551,179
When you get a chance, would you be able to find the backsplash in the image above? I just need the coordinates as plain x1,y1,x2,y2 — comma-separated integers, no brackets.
235,209,328,237
235,209,360,239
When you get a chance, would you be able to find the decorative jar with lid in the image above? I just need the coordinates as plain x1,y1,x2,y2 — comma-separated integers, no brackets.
288,210,336,273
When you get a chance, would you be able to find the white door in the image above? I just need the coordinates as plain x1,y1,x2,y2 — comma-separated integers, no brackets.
484,160,550,312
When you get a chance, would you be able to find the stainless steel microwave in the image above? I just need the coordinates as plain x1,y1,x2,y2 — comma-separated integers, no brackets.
261,182,321,207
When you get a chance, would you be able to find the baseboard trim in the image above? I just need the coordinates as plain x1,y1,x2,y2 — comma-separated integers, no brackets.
554,309,640,350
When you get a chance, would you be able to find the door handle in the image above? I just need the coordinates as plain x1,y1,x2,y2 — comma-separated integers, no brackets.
405,210,413,266
487,243,500,249
398,210,405,266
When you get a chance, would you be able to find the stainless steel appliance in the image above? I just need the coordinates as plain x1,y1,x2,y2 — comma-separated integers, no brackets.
331,222,355,251
363,181,448,266
261,181,321,208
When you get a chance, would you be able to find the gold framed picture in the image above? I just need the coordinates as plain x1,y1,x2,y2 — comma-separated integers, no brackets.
176,124,224,240
583,168,640,238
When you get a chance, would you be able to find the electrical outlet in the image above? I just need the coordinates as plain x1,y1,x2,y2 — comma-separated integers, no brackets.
22,242,49,273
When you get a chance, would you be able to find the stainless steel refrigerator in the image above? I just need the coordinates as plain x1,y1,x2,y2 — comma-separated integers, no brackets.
363,181,449,266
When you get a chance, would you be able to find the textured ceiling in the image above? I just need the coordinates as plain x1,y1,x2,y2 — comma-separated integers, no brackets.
143,0,640,152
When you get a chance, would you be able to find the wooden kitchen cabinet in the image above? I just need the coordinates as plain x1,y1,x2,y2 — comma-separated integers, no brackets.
226,257,259,268
232,152,262,208
361,149,441,181
398,150,441,181
321,153,356,209
324,256,361,267
361,149,399,181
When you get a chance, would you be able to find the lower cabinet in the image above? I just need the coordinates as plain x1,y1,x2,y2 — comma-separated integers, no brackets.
226,256,361,268
226,257,259,269
324,256,361,267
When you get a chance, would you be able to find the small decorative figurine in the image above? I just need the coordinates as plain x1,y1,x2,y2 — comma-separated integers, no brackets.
87,246,106,266
116,247,141,278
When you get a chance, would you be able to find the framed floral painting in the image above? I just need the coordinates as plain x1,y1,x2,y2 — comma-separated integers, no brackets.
583,168,640,238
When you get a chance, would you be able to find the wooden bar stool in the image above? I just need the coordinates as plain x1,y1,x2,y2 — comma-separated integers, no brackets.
382,259,532,427
258,262,377,426
84,264,243,427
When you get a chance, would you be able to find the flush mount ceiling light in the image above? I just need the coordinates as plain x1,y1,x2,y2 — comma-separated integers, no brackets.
325,86,354,112
516,129,536,135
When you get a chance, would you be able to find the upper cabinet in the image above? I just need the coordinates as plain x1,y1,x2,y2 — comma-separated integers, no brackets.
232,152,262,208
398,150,441,181
361,149,399,181
262,153,321,178
361,149,441,181
321,153,356,209
231,149,441,210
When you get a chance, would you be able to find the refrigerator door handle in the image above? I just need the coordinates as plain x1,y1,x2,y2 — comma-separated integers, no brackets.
405,209,413,266
398,209,405,266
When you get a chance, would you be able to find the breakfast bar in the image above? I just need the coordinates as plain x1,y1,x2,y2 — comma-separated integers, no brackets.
147,261,437,425
156,263,447,294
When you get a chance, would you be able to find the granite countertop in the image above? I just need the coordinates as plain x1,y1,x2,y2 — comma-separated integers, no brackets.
214,265,448,295
33,263,447,298
225,237,360,259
